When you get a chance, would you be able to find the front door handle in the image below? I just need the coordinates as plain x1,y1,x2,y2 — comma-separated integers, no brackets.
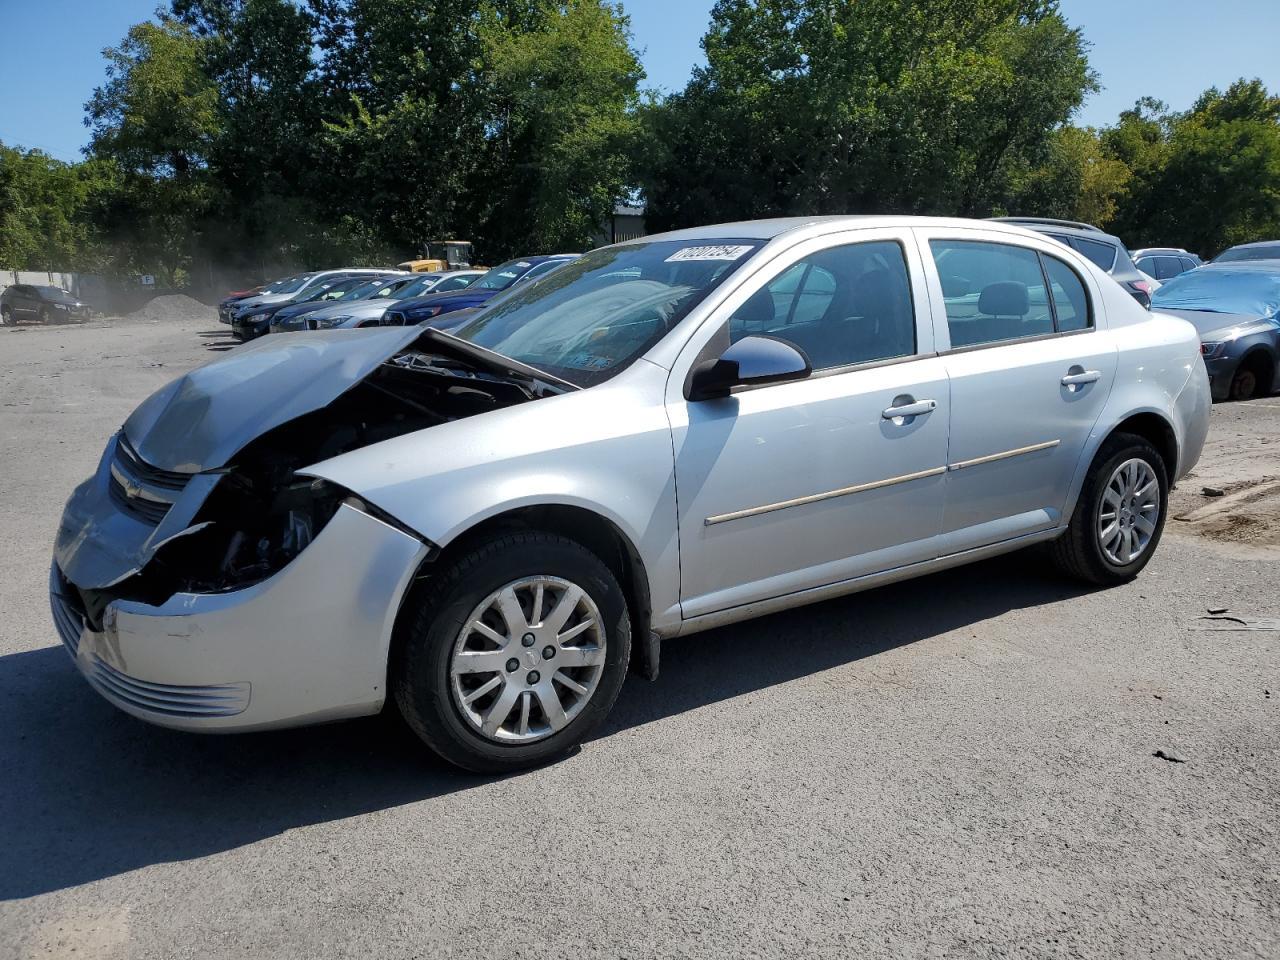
882,398,937,420
1061,369,1101,386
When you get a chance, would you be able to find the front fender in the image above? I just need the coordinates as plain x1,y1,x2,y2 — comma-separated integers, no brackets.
300,363,683,634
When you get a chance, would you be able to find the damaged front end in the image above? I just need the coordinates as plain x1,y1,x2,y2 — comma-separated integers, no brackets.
51,327,552,729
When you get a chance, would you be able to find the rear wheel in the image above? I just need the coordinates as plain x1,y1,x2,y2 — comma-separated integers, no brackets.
1050,433,1169,586
393,531,630,773
0,305,10,325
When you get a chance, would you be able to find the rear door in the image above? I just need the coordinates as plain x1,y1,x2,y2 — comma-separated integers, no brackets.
915,227,1118,552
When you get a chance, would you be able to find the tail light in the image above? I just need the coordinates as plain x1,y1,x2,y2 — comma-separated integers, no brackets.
1130,279,1151,296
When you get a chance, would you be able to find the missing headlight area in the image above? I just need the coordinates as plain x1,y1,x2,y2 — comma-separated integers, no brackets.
69,336,545,621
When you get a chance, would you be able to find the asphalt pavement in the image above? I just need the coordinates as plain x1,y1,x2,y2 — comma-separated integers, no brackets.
1,315,1276,959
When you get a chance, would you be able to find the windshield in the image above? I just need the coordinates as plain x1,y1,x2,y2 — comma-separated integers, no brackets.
37,286,70,298
451,239,764,387
390,274,443,299
338,278,392,302
265,273,313,294
1214,244,1280,263
1152,268,1280,318
471,260,541,291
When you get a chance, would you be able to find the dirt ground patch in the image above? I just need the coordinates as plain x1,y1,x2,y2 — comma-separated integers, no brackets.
1168,397,1280,556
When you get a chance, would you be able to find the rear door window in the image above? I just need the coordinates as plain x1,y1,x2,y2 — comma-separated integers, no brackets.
930,241,1093,346
930,241,1054,347
1041,256,1092,332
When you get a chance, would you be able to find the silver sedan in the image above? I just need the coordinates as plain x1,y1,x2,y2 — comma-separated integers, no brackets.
51,217,1210,771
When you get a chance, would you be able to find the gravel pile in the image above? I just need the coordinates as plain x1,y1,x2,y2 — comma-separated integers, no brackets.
126,294,217,324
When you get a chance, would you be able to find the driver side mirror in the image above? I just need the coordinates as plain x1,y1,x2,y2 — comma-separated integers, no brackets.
688,335,812,401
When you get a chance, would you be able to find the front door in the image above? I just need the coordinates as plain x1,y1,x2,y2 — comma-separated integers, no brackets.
917,228,1118,551
667,229,951,620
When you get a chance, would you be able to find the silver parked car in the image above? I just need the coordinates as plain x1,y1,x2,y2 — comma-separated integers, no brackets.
273,270,485,332
219,268,400,323
51,217,1210,772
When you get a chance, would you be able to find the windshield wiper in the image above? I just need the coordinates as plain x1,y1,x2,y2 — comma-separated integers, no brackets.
418,328,581,394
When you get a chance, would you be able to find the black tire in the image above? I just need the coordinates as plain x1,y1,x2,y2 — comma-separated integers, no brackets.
392,531,631,773
1229,354,1274,401
0,305,9,325
1049,432,1170,586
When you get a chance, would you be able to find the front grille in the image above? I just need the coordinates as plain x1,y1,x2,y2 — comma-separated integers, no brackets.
108,479,172,524
87,656,250,718
115,436,190,491
108,435,192,525
49,565,85,659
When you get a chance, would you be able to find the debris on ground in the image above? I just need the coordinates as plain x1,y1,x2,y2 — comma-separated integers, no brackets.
1207,606,1228,614
1153,749,1186,763
1202,486,1225,497
125,294,217,324
1192,615,1280,631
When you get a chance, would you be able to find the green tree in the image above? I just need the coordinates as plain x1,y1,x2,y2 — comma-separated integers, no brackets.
640,0,1095,230
1108,80,1280,255
85,17,222,282
1004,125,1131,225
0,144,111,270
476,0,643,253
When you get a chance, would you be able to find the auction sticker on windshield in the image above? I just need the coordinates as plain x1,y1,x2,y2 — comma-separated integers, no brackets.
665,245,755,263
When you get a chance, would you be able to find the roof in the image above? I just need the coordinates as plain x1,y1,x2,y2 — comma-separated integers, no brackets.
1223,240,1280,250
989,216,1105,233
632,215,1105,245
1197,260,1280,274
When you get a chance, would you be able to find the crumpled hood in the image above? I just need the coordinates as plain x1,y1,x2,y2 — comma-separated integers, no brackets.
124,326,424,472
56,326,425,589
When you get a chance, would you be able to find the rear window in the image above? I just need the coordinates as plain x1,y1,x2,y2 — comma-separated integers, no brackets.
1071,237,1118,272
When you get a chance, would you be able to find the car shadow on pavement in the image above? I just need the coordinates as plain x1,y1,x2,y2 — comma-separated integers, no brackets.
0,552,1087,900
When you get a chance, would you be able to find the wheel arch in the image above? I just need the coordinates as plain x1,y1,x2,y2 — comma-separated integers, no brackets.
1237,345,1277,395
394,502,653,673
1108,411,1179,482
1061,406,1182,526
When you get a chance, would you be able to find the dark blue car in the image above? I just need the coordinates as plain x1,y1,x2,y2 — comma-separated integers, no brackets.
384,255,578,328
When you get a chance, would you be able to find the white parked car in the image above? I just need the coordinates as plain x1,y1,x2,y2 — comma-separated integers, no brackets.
51,217,1210,771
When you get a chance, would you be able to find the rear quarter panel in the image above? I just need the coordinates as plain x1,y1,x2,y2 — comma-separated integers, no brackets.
1062,305,1206,517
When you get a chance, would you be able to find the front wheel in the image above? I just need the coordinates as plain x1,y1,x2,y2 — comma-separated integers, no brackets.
1050,432,1169,586
1229,363,1260,401
393,531,631,773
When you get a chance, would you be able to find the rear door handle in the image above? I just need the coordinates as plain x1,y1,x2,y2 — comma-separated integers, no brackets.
882,399,937,420
1061,370,1101,386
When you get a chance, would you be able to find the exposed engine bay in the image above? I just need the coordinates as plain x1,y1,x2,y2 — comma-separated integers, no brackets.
58,331,565,626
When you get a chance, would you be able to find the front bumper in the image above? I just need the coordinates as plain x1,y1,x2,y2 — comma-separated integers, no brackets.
1204,355,1239,401
230,314,272,340
50,502,429,732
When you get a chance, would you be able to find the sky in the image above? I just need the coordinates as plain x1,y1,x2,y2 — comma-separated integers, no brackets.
1,0,1278,164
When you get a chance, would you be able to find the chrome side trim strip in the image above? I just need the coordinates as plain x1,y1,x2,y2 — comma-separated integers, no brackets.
947,439,1060,471
703,439,1062,527
704,466,947,526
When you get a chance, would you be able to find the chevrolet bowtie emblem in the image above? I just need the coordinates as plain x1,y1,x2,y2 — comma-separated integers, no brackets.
121,476,143,499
